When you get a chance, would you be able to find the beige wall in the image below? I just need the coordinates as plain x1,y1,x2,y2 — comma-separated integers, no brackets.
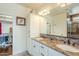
51,13,67,36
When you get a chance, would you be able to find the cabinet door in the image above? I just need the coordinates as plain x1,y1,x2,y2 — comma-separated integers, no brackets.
31,40,41,56
48,48,65,56
30,14,40,37
40,43,48,56
30,14,48,36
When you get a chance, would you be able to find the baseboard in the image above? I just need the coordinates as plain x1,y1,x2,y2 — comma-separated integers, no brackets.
27,51,32,56
13,51,30,56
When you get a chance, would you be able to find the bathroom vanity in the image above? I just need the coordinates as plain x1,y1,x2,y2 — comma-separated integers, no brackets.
29,37,79,56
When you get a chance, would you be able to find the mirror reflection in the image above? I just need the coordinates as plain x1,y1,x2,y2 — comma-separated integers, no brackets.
37,3,79,39
67,14,79,38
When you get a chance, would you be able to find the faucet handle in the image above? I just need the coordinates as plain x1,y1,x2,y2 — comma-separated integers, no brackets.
67,40,70,45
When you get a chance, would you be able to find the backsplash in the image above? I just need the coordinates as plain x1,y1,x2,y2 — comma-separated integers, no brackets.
40,34,79,48
40,34,68,41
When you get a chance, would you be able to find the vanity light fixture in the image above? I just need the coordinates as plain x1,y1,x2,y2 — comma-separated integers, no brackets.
38,9,50,16
42,11,50,16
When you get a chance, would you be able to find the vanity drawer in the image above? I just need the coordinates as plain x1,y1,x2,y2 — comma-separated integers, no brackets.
40,43,48,56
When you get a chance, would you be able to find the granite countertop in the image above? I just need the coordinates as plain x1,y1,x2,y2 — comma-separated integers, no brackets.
32,37,79,56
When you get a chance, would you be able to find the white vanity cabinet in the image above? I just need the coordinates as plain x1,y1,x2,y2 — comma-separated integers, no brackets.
31,39,41,56
31,39,48,56
40,43,48,56
48,48,65,56
31,39,65,56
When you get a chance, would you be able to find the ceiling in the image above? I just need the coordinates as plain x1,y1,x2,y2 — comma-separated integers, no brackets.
19,3,79,17
19,3,63,16
19,3,56,10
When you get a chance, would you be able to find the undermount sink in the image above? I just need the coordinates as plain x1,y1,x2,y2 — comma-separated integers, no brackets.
56,44,79,53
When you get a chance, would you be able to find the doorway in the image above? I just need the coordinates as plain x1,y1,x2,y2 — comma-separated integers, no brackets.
0,14,13,56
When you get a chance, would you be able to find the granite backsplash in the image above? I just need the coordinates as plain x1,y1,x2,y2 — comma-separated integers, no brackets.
40,34,79,48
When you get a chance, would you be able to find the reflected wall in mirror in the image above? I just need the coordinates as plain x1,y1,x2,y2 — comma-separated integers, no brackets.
67,13,79,38
44,12,67,36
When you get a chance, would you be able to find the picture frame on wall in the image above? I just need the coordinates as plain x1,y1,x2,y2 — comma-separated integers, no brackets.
16,16,26,26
